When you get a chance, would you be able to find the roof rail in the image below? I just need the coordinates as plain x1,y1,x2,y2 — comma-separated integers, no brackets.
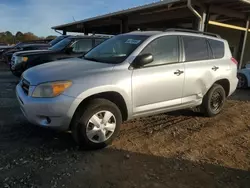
165,28,221,38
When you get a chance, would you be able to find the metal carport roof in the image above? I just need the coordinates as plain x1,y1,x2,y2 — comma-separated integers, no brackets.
52,0,250,34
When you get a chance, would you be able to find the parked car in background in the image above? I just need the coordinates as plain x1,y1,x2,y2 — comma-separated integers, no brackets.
0,45,14,61
1,40,49,61
0,37,67,62
237,63,250,88
16,30,238,149
11,35,111,76
0,42,8,47
3,44,49,64
3,35,70,64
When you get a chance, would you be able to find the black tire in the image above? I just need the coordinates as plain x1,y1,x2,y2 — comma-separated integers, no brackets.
202,84,226,117
10,69,22,77
237,73,248,89
71,98,122,150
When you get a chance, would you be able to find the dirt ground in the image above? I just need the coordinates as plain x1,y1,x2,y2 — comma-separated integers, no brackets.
0,62,249,188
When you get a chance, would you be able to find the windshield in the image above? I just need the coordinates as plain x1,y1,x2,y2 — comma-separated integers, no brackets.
48,38,72,51
84,35,149,64
49,36,66,46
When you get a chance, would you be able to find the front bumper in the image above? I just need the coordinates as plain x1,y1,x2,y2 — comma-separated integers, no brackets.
11,61,23,71
16,83,76,131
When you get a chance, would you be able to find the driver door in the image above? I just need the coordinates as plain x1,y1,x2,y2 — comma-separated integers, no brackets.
132,35,185,116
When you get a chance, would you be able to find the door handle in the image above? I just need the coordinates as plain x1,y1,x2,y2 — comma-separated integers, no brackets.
174,70,184,76
212,66,219,71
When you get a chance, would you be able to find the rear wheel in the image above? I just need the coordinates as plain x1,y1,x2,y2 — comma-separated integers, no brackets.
71,99,122,149
202,84,226,117
237,73,248,89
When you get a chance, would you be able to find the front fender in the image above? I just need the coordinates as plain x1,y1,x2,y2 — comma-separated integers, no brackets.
65,86,132,121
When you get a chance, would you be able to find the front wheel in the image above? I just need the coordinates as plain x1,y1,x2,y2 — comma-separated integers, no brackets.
202,84,226,117
237,73,248,89
71,99,122,149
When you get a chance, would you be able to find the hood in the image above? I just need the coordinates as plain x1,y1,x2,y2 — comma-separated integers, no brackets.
23,58,114,85
4,48,19,55
0,46,13,50
14,49,53,56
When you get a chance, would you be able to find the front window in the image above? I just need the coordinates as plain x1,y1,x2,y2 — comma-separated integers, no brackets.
48,38,72,51
71,39,92,53
84,35,149,64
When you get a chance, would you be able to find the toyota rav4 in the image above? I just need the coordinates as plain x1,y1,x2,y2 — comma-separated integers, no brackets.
16,29,238,149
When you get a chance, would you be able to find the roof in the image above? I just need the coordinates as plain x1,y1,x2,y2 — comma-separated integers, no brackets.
125,31,163,36
22,43,49,47
52,0,179,30
68,35,112,39
124,29,223,40
52,0,250,34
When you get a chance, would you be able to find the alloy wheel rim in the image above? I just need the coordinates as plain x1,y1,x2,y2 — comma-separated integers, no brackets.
210,90,223,112
86,110,116,143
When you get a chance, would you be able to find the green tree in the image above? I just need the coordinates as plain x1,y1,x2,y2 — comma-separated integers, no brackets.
15,31,24,43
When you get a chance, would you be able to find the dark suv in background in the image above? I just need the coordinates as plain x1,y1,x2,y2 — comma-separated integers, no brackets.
2,35,69,64
11,35,111,76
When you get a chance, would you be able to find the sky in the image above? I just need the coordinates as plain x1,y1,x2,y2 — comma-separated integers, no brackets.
0,0,158,37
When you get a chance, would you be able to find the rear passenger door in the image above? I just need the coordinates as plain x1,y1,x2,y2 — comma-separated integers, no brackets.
181,36,215,105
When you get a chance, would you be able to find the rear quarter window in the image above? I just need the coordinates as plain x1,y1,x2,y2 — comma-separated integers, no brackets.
208,39,225,59
94,39,106,46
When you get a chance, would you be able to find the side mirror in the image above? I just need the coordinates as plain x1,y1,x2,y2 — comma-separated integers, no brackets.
131,53,154,68
65,47,73,54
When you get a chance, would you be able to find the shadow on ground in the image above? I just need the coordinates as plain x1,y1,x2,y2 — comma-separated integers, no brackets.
230,89,250,101
0,116,249,188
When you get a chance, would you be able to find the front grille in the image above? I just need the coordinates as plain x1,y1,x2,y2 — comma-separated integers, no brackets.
21,79,30,95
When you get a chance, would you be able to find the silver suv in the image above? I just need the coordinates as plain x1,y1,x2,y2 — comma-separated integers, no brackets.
16,30,238,149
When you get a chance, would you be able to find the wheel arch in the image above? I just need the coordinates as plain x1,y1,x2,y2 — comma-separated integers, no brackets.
213,79,230,97
68,91,130,130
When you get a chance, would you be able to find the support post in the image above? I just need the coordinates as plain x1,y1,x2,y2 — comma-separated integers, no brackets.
239,19,249,69
82,24,88,35
200,11,207,32
204,6,210,32
63,30,67,35
120,18,128,33
187,0,202,31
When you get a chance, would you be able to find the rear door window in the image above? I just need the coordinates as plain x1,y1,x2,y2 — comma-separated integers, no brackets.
208,39,225,59
182,36,209,62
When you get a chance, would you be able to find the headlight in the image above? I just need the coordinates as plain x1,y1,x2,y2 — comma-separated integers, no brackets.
32,81,72,98
16,56,28,64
